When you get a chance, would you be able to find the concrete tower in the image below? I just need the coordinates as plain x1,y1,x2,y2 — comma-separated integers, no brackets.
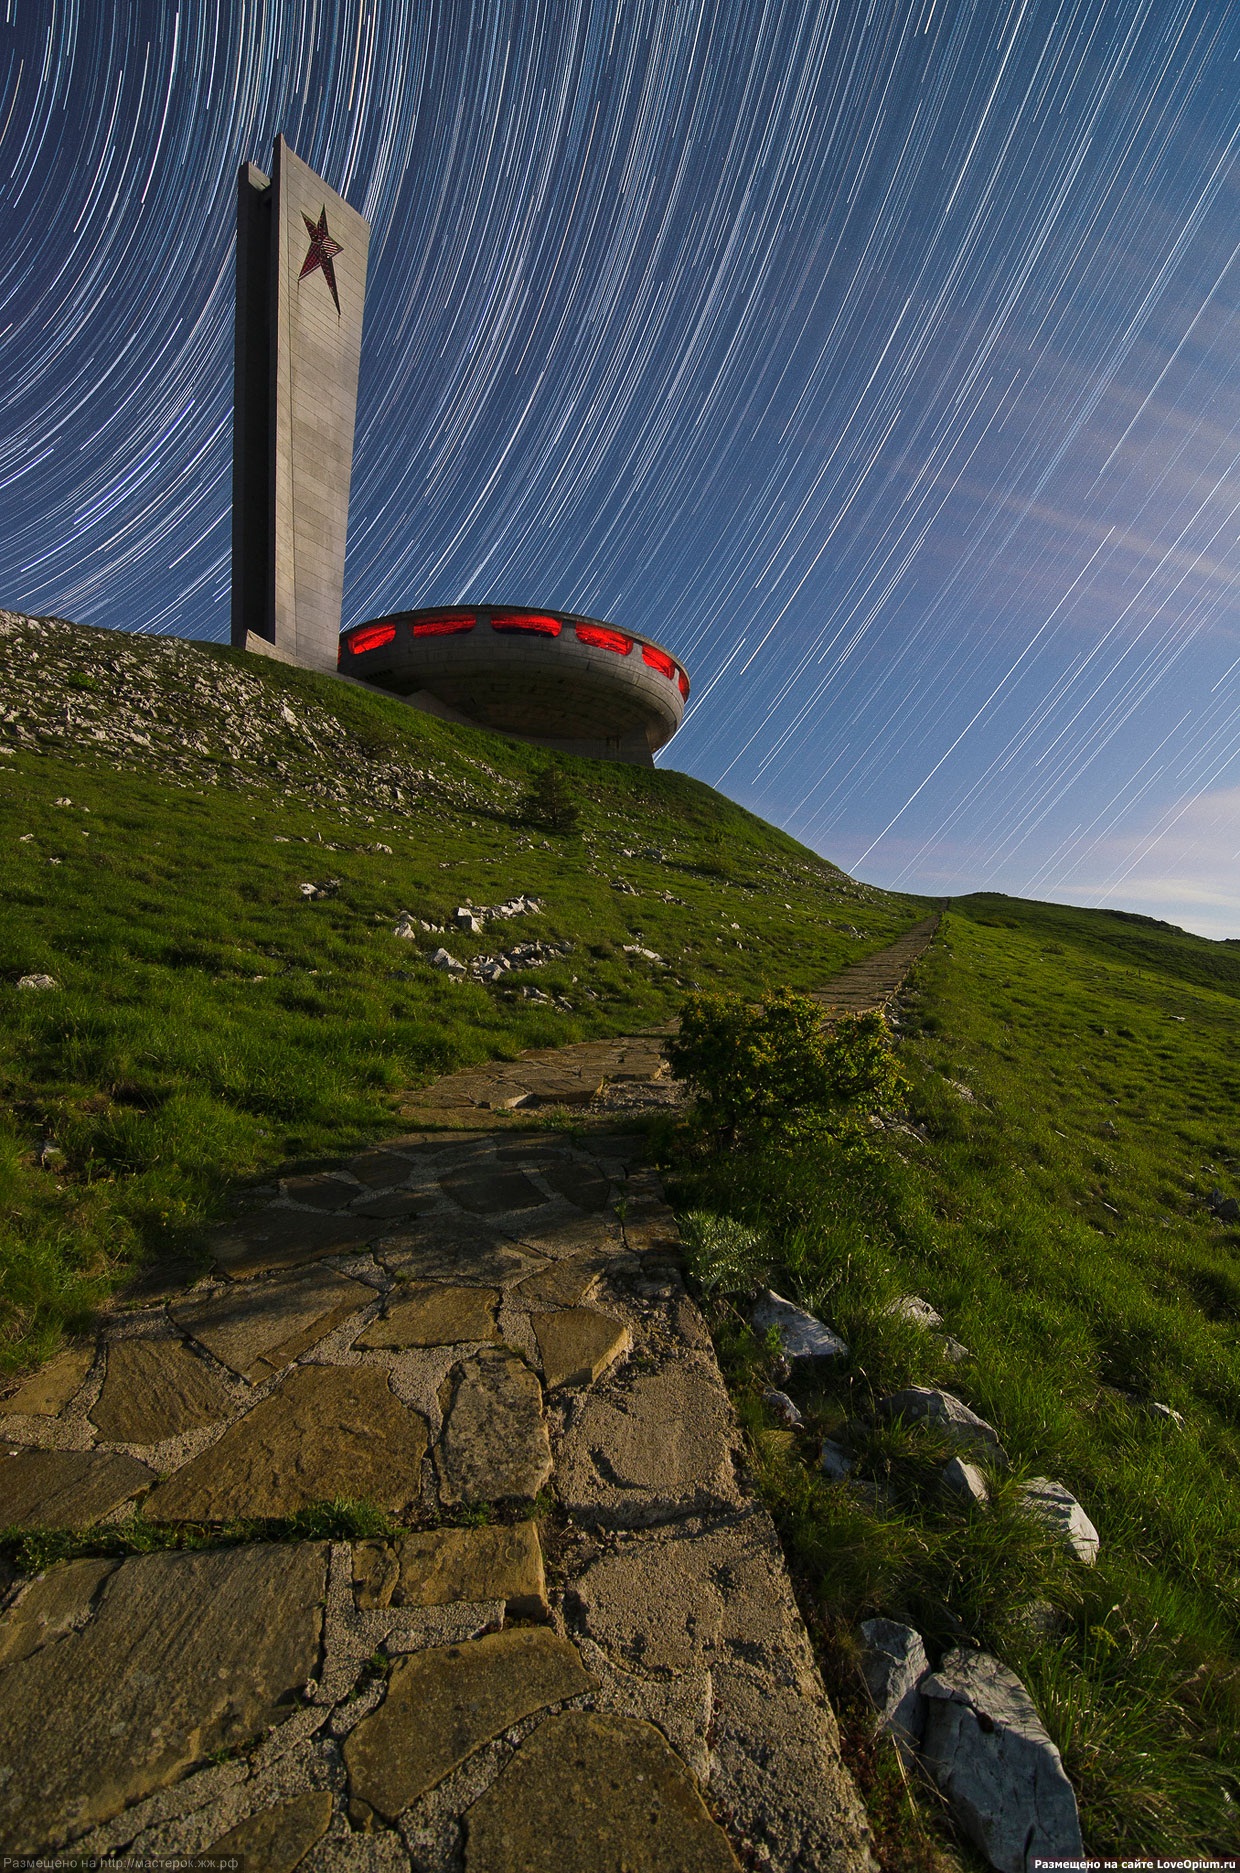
231,137,370,672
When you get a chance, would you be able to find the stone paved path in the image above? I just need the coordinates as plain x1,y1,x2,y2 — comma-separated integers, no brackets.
0,919,937,1869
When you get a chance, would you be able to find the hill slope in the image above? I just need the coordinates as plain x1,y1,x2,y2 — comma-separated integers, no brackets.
0,609,924,1364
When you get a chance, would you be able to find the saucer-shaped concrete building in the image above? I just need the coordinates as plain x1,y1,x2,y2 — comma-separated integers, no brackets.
339,605,689,765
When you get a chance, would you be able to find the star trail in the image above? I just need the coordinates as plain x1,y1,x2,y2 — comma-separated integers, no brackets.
3,0,1240,931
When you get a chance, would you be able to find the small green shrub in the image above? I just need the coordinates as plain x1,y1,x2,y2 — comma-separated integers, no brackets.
519,762,581,834
668,990,905,1147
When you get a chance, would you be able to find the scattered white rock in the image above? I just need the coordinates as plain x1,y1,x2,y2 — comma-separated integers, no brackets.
622,944,663,963
941,1336,971,1364
886,1294,943,1330
946,1079,975,1102
879,1387,1008,1467
1018,1477,1099,1564
430,948,465,974
820,1440,854,1482
455,908,483,933
858,1618,929,1760
393,915,417,939
53,796,73,806
751,1290,848,1363
920,1648,1084,1872
941,1456,989,1507
761,1388,803,1429
16,974,58,991
1147,1401,1185,1430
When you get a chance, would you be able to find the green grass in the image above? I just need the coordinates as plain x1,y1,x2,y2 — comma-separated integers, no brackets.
664,896,1240,1862
0,613,922,1368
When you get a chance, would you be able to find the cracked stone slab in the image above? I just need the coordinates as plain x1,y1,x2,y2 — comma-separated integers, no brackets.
210,1207,376,1278
170,1267,377,1382
462,1710,740,1872
514,1214,626,1262
0,1542,327,1853
533,1308,631,1391
344,1627,596,1820
515,1258,606,1307
377,1224,541,1288
437,1348,552,1504
555,1360,741,1526
0,1557,119,1668
354,1522,547,1618
144,1365,428,1522
354,1283,499,1349
439,1167,549,1214
202,1789,334,1872
89,1337,235,1443
3,1346,94,1418
858,1618,928,1759
920,1648,1084,1872
0,1446,156,1528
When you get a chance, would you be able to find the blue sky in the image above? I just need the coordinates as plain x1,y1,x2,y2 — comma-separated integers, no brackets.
3,0,1240,934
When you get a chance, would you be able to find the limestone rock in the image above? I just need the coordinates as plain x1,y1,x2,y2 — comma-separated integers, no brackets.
762,1388,803,1428
354,1281,499,1348
3,1345,93,1417
0,1543,326,1853
879,1387,1009,1467
0,1557,118,1667
857,1618,928,1758
820,1440,854,1481
751,1290,848,1363
556,1360,740,1526
202,1790,334,1872
144,1364,427,1521
0,1446,155,1528
344,1627,595,1819
171,1266,376,1380
885,1295,943,1330
90,1337,234,1443
921,1648,1084,1872
533,1307,631,1389
438,1348,552,1504
1018,1477,1099,1563
353,1521,547,1618
463,1710,740,1872
941,1456,990,1506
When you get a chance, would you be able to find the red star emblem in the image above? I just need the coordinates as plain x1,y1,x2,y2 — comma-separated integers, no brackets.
299,206,343,312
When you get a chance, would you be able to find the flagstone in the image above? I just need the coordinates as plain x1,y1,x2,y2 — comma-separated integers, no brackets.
202,1790,334,1872
0,1446,156,1529
0,1543,326,1853
211,1207,376,1278
143,1364,427,1522
3,1346,94,1418
171,1267,377,1382
354,1283,499,1349
343,1628,594,1820
438,1348,551,1504
90,1338,234,1443
533,1308,631,1391
352,1521,547,1618
463,1711,741,1872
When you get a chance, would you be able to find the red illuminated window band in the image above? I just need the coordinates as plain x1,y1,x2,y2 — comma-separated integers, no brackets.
346,622,397,654
491,611,562,636
411,613,475,637
641,644,675,678
576,624,632,655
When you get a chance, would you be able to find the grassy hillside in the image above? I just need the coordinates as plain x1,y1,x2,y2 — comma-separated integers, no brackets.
669,892,1240,1860
0,610,923,1367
